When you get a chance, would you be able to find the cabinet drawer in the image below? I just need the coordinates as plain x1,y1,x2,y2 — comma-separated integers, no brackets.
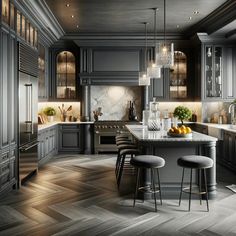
60,125,80,130
0,151,9,164
0,171,10,187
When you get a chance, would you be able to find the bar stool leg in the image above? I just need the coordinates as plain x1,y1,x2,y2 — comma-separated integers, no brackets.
188,168,193,211
203,169,209,212
179,168,185,206
115,150,121,177
199,169,202,205
133,168,140,207
151,169,157,212
156,169,162,205
117,154,125,188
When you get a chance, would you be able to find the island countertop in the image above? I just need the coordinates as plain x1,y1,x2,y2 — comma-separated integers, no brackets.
126,125,217,143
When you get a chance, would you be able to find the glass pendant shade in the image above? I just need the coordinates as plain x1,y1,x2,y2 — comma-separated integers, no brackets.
147,60,161,78
156,42,174,67
139,72,150,86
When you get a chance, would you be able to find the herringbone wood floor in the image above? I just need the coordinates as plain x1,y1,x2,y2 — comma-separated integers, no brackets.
0,154,236,236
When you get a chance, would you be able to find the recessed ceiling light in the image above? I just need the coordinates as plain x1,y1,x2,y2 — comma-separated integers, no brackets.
71,15,74,18
66,3,70,7
188,16,192,20
193,10,199,14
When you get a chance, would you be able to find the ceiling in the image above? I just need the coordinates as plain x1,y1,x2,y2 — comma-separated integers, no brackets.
45,0,229,35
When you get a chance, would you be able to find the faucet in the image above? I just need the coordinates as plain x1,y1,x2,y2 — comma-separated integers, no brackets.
228,103,236,125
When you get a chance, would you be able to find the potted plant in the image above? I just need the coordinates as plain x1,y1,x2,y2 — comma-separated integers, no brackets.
173,106,192,125
43,107,56,122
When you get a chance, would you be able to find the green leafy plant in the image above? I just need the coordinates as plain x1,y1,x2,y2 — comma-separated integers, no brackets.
173,106,192,125
44,107,56,116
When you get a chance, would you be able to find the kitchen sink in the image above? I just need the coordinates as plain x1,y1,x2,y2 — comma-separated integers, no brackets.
207,124,236,140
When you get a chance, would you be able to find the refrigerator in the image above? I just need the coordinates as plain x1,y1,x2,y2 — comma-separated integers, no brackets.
18,71,38,185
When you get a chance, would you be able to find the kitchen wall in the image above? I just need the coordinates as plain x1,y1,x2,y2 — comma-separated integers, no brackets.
158,102,202,121
38,102,81,122
90,86,142,121
202,101,231,123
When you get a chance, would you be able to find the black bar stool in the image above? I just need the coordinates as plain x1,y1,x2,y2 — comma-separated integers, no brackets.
177,155,214,212
130,155,165,212
117,148,140,188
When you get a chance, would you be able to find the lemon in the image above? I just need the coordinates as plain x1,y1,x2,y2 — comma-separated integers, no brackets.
186,127,192,133
176,129,181,134
169,128,174,133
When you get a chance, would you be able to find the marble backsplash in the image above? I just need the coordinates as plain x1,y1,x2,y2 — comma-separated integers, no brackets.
90,86,142,121
201,101,231,123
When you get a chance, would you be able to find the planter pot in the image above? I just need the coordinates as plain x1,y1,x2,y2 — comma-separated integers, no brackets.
47,116,54,123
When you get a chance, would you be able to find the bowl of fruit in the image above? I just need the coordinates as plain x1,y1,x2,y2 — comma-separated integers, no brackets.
168,125,192,138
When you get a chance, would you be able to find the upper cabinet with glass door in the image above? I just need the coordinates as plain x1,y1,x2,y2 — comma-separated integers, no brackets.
205,46,222,99
1,0,9,25
170,51,187,99
56,51,76,99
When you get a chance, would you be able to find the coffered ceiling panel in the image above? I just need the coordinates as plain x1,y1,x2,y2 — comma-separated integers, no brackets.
45,0,227,34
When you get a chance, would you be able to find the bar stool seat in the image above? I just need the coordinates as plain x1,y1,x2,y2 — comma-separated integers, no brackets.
178,155,213,169
131,155,165,168
130,155,165,212
177,155,213,212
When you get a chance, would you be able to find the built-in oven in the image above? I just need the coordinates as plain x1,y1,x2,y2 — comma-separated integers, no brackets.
94,120,131,154
94,131,117,154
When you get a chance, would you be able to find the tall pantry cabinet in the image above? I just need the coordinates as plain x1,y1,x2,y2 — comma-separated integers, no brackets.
0,27,18,195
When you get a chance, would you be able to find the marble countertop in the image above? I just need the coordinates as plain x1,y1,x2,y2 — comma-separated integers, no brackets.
126,125,217,142
38,121,94,131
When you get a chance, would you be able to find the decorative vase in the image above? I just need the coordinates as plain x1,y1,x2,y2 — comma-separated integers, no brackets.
47,116,54,123
61,114,67,122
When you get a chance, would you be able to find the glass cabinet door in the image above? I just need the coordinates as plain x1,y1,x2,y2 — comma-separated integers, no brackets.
38,44,46,98
56,51,76,99
205,46,222,98
170,51,187,99
2,0,9,25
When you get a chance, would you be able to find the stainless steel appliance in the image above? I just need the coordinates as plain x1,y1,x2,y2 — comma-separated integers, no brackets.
94,120,137,154
18,43,38,185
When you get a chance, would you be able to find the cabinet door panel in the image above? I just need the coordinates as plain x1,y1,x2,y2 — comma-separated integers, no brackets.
1,31,9,148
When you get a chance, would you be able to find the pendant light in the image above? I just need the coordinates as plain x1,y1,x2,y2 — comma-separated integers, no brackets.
156,0,174,67
139,22,150,86
147,8,161,79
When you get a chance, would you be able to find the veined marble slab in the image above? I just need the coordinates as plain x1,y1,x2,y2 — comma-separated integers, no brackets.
126,125,217,142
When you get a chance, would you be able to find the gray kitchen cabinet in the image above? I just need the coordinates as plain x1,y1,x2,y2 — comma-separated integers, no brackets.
38,42,49,100
38,126,58,166
220,130,236,172
58,124,83,153
0,27,18,195
148,68,168,101
148,48,195,102
49,44,80,101
202,43,236,101
79,47,141,86
191,123,208,135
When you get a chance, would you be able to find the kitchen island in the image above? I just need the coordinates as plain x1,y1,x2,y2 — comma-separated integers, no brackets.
126,125,218,199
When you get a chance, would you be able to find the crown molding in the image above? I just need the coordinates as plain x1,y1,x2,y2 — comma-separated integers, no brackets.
62,32,185,47
13,0,65,46
185,0,236,38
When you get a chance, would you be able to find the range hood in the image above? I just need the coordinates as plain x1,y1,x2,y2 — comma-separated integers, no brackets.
79,47,141,86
